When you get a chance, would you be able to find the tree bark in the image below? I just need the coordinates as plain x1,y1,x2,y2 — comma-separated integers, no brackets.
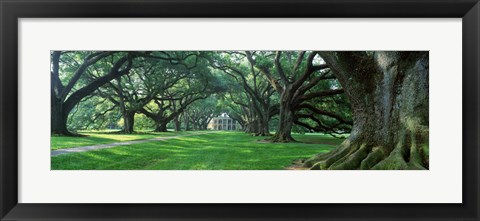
122,112,135,134
155,121,168,132
184,113,190,131
244,120,258,133
254,106,271,136
51,97,71,135
174,117,181,131
271,92,295,142
256,120,270,136
303,52,429,170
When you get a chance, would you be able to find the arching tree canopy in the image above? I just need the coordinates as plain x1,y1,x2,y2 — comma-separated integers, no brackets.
51,50,428,170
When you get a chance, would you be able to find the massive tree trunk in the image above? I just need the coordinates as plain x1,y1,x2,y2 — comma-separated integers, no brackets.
244,119,258,133
254,104,271,136
155,121,168,132
50,52,71,135
122,112,135,134
256,117,270,136
174,116,181,131
183,113,190,131
51,97,71,135
271,90,295,142
304,52,429,170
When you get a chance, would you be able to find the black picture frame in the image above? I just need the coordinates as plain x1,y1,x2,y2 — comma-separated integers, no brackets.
1,0,479,220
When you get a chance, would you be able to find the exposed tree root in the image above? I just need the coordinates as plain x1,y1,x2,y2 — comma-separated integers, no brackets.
285,159,309,170
371,145,409,170
329,143,370,170
359,147,386,169
304,140,354,169
302,134,428,170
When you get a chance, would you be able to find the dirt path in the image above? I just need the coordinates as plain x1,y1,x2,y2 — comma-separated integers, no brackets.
51,132,215,157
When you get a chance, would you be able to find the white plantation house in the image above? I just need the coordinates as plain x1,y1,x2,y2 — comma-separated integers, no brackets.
207,113,241,131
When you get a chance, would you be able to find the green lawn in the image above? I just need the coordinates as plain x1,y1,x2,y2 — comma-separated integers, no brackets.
51,131,344,170
51,131,203,150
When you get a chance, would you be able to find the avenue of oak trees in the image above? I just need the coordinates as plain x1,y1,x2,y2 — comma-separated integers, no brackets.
52,51,428,169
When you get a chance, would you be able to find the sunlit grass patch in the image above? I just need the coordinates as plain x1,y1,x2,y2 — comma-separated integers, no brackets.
51,130,208,150
52,132,343,170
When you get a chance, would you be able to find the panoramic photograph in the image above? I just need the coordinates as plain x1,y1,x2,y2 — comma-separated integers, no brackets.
51,51,429,170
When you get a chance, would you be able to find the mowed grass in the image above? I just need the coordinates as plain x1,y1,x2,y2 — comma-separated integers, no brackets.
51,131,344,170
51,131,203,150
